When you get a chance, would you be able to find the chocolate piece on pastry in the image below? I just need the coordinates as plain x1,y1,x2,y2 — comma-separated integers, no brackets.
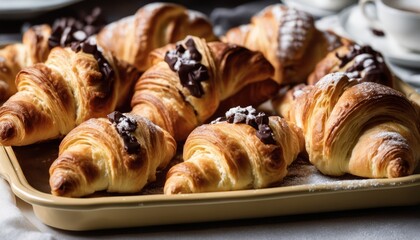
0,8,105,102
49,111,176,197
130,35,279,141
308,44,394,87
0,40,140,146
164,106,305,194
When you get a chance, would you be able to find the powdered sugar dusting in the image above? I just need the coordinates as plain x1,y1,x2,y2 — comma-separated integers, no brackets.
316,72,349,89
276,6,313,60
143,2,165,13
279,157,398,192
376,131,410,152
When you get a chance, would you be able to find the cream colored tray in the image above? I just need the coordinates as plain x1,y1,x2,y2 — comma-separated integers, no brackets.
1,140,420,231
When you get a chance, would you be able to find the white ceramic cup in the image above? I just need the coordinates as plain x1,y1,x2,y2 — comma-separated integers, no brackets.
359,0,420,52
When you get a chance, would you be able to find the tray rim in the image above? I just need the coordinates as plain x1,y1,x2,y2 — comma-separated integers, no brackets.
1,145,420,211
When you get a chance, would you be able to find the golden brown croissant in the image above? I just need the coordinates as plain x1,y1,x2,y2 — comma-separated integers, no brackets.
49,111,176,197
222,4,350,85
0,41,140,146
0,25,51,101
130,36,279,141
274,72,420,178
164,106,305,194
307,44,394,87
97,2,218,72
0,8,105,102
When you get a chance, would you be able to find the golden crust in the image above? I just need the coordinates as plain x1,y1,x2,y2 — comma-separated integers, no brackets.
49,114,176,197
223,4,349,85
164,116,305,194
130,36,278,141
0,24,52,101
275,72,420,178
0,47,140,146
97,2,218,72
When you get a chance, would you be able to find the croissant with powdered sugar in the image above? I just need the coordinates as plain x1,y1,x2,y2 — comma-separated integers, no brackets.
275,72,420,178
164,106,305,194
223,4,351,85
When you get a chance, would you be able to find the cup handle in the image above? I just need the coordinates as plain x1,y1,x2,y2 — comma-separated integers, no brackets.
359,0,382,30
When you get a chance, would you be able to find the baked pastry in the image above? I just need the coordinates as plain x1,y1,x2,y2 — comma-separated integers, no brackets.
97,2,218,72
306,43,420,108
49,111,176,197
0,8,105,102
0,41,140,146
222,4,350,85
164,106,305,194
275,72,420,178
130,35,279,141
0,25,51,102
307,44,394,87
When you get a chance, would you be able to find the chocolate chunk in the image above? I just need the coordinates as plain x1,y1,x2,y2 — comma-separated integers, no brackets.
164,37,209,98
336,44,390,85
71,40,114,85
107,111,141,154
48,7,106,50
213,106,276,145
257,124,276,145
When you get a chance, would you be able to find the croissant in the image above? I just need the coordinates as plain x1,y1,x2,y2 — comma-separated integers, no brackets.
164,106,305,194
0,25,51,101
0,41,140,146
0,8,105,102
97,2,218,72
49,111,176,197
222,4,350,85
306,43,420,108
307,44,394,87
274,72,420,178
130,35,279,141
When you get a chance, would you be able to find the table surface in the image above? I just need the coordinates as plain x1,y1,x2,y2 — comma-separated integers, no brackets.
1,0,420,239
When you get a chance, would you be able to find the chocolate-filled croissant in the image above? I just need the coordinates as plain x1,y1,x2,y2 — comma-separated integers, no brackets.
275,72,420,178
307,44,394,87
0,41,140,146
0,8,105,102
164,106,305,194
49,111,176,197
130,36,279,141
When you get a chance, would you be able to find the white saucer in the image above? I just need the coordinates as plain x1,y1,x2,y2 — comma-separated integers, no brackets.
0,0,82,19
338,6,420,69
284,0,356,18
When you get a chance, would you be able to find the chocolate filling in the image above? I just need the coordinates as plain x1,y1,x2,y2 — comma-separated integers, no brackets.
164,38,209,98
70,40,114,86
336,45,389,83
48,7,106,49
212,106,276,144
107,111,141,154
